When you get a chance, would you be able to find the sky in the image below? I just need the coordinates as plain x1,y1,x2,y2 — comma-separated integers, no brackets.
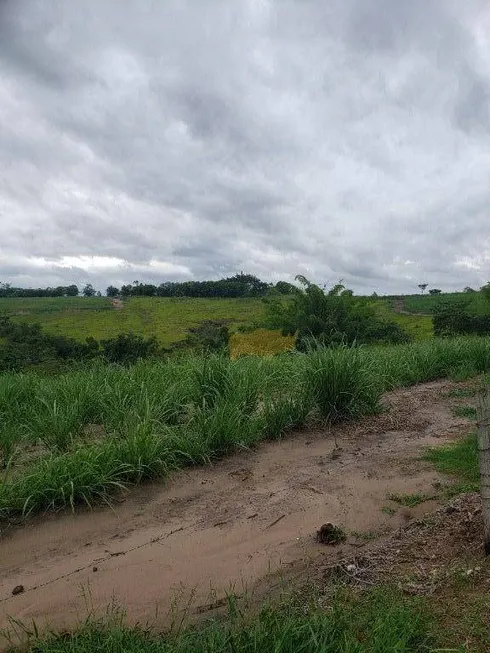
1,0,490,295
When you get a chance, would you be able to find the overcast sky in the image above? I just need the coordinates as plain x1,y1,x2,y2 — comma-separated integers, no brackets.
1,0,490,294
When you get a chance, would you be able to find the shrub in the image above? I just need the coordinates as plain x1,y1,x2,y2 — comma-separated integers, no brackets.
184,320,230,353
433,301,490,336
100,333,160,364
264,277,410,350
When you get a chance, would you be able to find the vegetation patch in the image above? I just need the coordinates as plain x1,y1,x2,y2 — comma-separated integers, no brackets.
229,329,294,359
0,297,267,348
425,433,479,493
387,492,438,507
3,338,490,517
8,588,432,653
452,405,477,420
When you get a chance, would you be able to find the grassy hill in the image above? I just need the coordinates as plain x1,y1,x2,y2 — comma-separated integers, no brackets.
0,296,267,347
389,292,488,315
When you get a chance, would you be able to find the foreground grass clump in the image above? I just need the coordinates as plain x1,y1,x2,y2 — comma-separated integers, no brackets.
2,337,490,519
13,589,432,653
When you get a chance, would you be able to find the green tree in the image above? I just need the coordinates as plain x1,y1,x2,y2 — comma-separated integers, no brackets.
106,286,119,297
429,289,442,295
265,276,409,350
82,283,96,297
274,280,297,295
66,285,79,296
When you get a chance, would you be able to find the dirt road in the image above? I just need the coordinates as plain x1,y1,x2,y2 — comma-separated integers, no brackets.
0,381,470,646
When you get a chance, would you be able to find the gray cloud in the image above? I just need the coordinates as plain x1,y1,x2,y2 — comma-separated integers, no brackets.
1,0,490,295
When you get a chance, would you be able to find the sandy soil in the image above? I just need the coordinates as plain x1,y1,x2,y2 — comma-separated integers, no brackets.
0,380,472,647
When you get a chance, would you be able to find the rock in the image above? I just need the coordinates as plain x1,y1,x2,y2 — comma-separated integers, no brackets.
12,585,24,596
316,523,346,545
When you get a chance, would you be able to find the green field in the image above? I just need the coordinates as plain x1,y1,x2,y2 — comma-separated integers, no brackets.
0,297,266,347
392,292,488,315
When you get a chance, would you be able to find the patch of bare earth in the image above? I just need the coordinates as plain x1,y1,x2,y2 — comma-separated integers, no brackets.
314,493,490,651
0,380,476,649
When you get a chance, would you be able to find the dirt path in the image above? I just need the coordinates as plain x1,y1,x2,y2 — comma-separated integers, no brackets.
0,381,471,647
391,298,430,316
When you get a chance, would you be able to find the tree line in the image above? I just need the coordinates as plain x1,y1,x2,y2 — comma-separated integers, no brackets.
1,275,298,299
109,274,296,299
0,283,80,298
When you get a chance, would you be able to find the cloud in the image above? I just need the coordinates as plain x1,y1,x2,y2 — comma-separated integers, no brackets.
1,0,490,294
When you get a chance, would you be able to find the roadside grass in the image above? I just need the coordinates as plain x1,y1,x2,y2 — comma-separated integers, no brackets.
3,337,490,518
445,387,479,399
425,433,479,494
6,588,433,653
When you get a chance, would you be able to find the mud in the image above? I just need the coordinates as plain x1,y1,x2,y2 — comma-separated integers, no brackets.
0,380,472,647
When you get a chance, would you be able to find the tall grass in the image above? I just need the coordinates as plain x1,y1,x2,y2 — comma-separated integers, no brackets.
2,337,490,518
307,346,382,422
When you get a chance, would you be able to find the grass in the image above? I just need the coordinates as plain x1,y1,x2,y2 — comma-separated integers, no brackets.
0,297,267,347
3,337,490,518
425,433,479,493
350,529,380,541
381,505,397,516
452,405,477,420
387,492,438,507
398,292,489,316
6,588,433,653
445,387,479,398
374,301,433,340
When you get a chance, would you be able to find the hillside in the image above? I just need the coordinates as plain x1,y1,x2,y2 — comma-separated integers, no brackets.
0,296,267,348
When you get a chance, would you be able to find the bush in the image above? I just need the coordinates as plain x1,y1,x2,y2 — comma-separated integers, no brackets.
265,277,410,350
100,333,160,365
184,320,230,353
433,301,490,336
0,317,96,372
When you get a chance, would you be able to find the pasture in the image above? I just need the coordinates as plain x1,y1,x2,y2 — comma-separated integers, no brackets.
0,296,267,347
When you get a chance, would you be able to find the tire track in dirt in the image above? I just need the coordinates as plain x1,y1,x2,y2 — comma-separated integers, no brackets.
0,380,472,648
